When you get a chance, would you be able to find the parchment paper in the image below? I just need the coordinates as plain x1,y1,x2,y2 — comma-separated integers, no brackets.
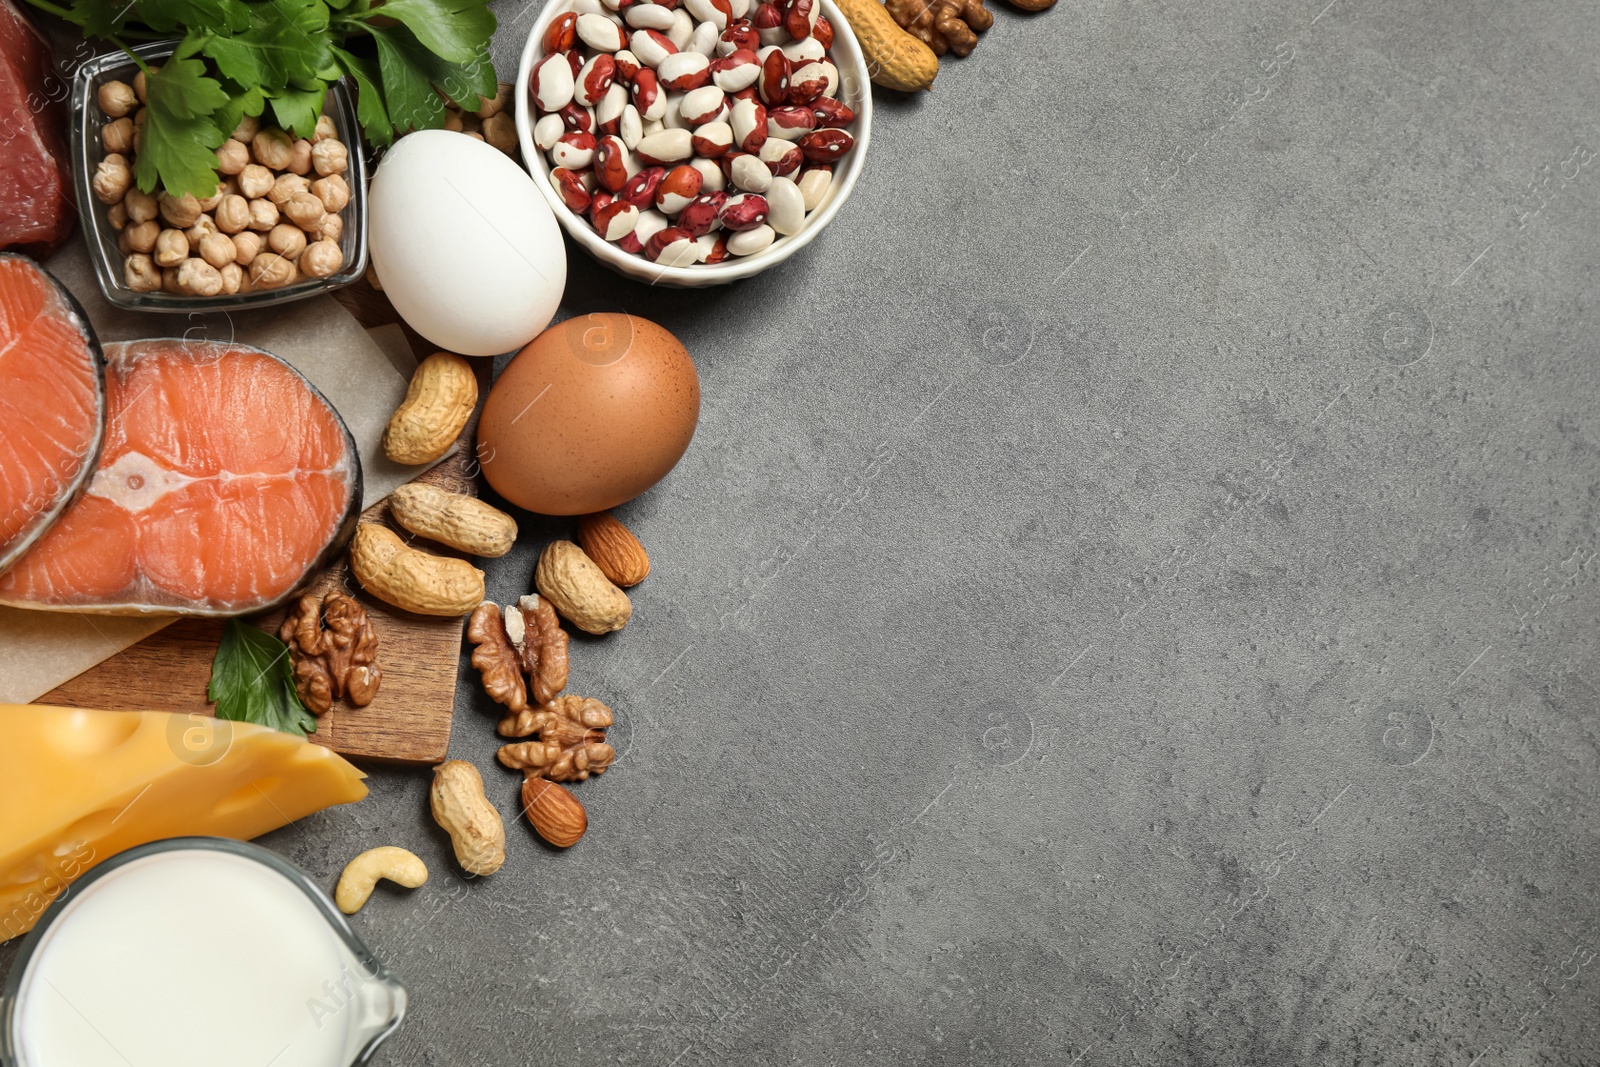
0,245,434,705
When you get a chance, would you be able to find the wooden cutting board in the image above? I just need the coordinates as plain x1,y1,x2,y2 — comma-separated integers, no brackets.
40,283,484,766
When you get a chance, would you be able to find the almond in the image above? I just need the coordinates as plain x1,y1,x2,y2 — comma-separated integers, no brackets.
521,776,587,847
576,511,651,587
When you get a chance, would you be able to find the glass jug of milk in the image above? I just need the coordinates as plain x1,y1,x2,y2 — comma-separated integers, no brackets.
0,838,407,1067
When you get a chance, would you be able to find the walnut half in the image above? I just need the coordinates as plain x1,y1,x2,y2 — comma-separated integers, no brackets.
498,695,616,781
279,592,381,715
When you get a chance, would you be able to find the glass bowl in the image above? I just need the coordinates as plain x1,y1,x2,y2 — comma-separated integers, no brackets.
70,42,368,313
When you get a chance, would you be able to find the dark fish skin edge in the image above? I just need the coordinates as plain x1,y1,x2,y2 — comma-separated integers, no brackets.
0,251,107,577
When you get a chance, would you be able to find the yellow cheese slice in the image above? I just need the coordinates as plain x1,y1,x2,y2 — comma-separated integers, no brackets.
0,704,367,942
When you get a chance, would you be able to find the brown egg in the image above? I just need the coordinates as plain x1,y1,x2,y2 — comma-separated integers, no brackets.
477,313,700,515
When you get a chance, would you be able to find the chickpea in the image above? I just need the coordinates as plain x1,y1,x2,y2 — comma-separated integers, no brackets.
98,80,137,118
231,114,259,143
133,68,149,104
231,231,263,265
482,113,516,155
116,228,132,255
283,191,325,232
460,112,481,136
92,155,131,204
247,198,279,231
125,252,161,292
249,252,296,289
251,128,293,170
106,199,128,230
126,219,160,253
185,214,218,251
268,223,307,260
178,258,224,297
286,138,313,176
310,138,348,177
158,191,202,228
196,184,226,212
310,173,349,213
198,232,236,269
298,239,344,278
101,117,134,154
237,164,274,199
318,211,343,242
215,139,249,175
161,266,182,294
313,114,338,143
441,109,464,133
268,173,309,205
131,121,143,155
153,228,189,267
463,131,484,142
214,195,248,234
131,106,147,128
124,187,157,224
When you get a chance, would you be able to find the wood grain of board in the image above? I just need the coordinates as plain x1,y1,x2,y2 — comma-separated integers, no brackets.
40,282,487,766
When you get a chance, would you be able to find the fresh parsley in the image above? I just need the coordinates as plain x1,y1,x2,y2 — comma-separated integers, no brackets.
207,618,318,737
25,0,496,195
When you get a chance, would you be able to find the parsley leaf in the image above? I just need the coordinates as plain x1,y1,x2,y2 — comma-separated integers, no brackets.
372,24,446,132
371,0,493,65
65,0,133,37
268,82,326,138
139,0,252,35
210,80,265,141
31,0,496,194
208,619,317,737
135,46,230,197
334,46,393,146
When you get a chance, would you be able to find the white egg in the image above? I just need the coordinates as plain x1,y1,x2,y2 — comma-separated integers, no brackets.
367,131,567,356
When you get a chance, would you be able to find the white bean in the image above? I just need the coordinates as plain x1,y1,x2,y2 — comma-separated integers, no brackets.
781,37,825,64
797,166,832,210
766,175,805,234
635,128,694,163
667,7,694,49
690,156,726,192
624,2,676,29
577,12,625,51
620,104,644,148
534,113,566,150
689,20,720,57
731,153,772,193
726,223,774,256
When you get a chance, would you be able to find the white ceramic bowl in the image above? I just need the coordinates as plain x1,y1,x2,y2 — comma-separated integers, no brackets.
515,0,871,287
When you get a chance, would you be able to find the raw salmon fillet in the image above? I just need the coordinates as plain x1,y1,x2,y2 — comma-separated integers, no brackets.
0,254,104,574
0,339,361,615
0,0,74,257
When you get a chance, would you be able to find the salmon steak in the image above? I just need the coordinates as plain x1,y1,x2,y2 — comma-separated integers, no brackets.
0,254,105,574
0,339,362,615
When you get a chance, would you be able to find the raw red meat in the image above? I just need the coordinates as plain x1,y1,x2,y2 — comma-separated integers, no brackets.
0,0,74,257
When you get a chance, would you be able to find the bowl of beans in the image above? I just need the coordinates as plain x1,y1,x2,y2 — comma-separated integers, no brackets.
515,0,871,287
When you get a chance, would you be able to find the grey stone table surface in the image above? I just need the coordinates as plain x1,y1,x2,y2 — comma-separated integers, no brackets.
10,0,1600,1063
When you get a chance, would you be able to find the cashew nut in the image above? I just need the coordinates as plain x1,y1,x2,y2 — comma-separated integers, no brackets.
335,846,428,914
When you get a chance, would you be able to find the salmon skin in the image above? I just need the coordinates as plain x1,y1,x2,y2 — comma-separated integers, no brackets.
0,338,362,616
0,253,106,575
